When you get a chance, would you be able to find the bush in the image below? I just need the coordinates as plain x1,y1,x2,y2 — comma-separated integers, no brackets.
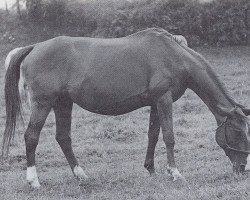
3,0,250,46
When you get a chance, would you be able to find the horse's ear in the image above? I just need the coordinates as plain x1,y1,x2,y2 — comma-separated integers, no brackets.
242,108,250,116
218,105,249,117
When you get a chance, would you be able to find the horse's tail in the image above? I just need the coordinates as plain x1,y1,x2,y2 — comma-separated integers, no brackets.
2,45,34,159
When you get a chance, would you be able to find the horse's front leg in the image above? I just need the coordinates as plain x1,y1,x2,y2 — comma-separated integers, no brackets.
156,92,184,181
144,104,160,175
53,96,88,181
25,103,51,188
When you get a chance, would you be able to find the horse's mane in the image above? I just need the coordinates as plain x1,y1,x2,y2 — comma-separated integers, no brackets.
129,28,242,108
182,46,245,108
128,28,187,46
206,63,244,108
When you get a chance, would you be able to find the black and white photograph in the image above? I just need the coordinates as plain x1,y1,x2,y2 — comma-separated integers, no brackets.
0,0,249,199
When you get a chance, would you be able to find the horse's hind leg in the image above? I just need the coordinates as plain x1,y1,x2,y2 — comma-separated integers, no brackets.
25,103,51,188
144,105,160,174
53,96,88,180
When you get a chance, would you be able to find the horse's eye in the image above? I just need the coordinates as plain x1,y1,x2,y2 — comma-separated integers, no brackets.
227,123,234,128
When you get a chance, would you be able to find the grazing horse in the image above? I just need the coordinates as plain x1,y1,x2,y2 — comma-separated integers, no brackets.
2,28,250,188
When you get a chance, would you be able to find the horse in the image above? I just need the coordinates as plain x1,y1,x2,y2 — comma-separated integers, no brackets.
8,34,188,109
2,28,250,188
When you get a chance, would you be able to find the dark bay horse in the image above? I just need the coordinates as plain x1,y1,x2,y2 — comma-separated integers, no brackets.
2,28,250,188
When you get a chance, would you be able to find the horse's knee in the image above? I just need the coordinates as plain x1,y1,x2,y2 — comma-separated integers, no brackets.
56,136,72,149
148,127,160,144
162,132,175,148
24,134,39,166
165,141,175,149
24,135,38,152
163,138,175,148
56,135,71,143
148,134,159,145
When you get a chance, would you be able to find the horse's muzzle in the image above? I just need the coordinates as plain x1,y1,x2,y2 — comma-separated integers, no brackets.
233,164,248,173
240,165,246,173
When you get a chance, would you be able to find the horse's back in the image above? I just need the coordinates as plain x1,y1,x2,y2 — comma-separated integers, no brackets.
21,30,189,113
21,35,152,111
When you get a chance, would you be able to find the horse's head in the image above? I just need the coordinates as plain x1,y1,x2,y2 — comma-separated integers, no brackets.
216,107,250,173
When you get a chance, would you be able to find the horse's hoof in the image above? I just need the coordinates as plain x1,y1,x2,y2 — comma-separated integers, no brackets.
28,179,41,189
173,174,187,183
147,168,156,176
166,167,186,182
144,162,155,175
173,176,190,189
172,171,186,182
149,171,158,177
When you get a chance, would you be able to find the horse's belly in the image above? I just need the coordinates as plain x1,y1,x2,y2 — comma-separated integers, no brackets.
68,66,151,115
71,89,151,115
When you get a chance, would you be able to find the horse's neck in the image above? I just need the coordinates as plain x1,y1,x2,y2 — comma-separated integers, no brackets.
187,56,235,125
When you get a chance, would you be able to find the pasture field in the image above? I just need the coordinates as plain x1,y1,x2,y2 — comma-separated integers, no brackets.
0,44,249,200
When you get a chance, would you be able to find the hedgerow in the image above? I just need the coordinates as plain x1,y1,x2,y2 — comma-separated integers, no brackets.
1,0,250,46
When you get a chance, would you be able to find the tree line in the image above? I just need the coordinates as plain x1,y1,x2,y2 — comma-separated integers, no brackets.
2,0,250,46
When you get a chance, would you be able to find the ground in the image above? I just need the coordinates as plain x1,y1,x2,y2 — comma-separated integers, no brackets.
0,43,249,200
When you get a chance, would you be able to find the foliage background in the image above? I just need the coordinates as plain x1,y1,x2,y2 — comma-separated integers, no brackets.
0,0,250,46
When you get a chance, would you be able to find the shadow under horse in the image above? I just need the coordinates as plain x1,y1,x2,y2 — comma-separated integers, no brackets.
2,28,250,188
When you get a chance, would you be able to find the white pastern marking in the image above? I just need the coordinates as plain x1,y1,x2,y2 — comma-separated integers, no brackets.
166,166,185,181
26,166,40,188
73,166,88,179
171,168,183,181
246,154,250,171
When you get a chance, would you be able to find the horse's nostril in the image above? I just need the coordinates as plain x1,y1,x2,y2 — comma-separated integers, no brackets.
240,165,245,173
233,164,246,173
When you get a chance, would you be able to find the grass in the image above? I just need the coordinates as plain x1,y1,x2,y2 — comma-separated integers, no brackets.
0,43,249,199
